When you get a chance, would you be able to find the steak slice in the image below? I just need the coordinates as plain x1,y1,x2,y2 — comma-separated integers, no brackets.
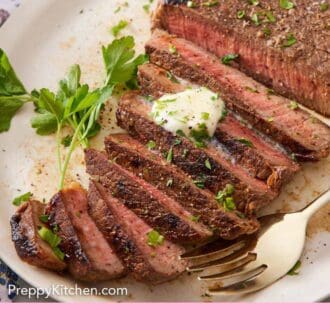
88,180,187,283
138,63,300,188
153,1,330,117
85,148,212,243
116,91,277,213
11,201,67,272
47,185,125,281
146,29,330,162
105,133,259,239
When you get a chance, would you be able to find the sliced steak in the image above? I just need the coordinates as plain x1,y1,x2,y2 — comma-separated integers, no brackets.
88,180,186,283
146,29,330,161
61,183,126,280
153,1,330,117
116,91,277,213
138,63,300,188
105,133,259,239
85,148,212,243
11,201,67,272
47,185,124,281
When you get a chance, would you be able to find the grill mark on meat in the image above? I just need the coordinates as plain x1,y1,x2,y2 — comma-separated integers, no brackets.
60,183,126,281
138,63,300,189
88,181,186,283
10,201,67,272
145,30,330,161
116,91,277,214
85,148,212,243
154,1,330,117
105,133,260,239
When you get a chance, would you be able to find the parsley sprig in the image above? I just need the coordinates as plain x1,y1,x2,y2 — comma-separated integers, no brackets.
0,36,148,190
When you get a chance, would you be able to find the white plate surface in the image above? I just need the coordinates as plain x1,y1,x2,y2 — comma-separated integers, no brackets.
0,0,329,302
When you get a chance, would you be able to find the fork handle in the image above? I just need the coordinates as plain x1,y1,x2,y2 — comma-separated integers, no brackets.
301,189,330,221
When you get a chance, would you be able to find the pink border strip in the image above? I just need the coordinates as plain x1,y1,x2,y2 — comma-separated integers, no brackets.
0,303,328,329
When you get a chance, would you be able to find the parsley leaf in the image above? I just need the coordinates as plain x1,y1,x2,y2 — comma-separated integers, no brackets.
0,49,30,132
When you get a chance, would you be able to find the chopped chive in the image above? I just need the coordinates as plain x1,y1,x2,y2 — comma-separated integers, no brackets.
205,159,212,170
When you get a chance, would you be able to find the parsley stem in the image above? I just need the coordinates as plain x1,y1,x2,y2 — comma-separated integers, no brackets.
56,122,62,173
58,107,93,190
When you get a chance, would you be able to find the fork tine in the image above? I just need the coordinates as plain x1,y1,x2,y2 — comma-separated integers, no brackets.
180,240,246,262
195,252,257,276
204,264,267,291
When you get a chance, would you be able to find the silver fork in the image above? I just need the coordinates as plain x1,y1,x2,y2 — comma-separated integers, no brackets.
181,190,330,296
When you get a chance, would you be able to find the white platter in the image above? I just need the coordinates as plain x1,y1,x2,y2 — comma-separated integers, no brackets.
0,0,329,302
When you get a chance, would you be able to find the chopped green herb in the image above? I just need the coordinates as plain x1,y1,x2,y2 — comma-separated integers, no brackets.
12,192,32,206
223,197,236,211
251,13,260,26
38,226,65,260
211,94,219,101
176,129,186,137
202,0,219,6
187,1,196,8
263,27,271,37
114,6,121,13
289,101,299,110
245,86,259,93
147,140,156,150
237,138,254,148
320,3,329,11
174,138,182,146
166,71,179,83
143,4,150,13
249,0,259,5
166,178,173,187
279,0,294,10
266,88,275,95
166,146,173,163
264,11,276,23
221,54,240,65
111,20,129,37
201,112,210,120
193,179,206,189
282,33,297,48
219,109,228,122
39,214,49,223
205,159,212,170
147,229,165,247
61,135,72,147
287,260,301,275
215,184,236,211
190,215,200,222
190,122,210,147
237,10,245,19
169,44,177,54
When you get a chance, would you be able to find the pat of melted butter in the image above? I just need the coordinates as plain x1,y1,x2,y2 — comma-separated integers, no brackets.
151,87,225,139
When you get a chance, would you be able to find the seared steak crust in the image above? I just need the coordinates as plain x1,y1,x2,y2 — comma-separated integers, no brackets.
146,30,330,161
138,63,300,188
154,0,330,117
47,192,98,281
105,134,260,239
60,184,126,281
11,201,67,272
116,91,277,213
88,181,186,283
85,148,212,243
